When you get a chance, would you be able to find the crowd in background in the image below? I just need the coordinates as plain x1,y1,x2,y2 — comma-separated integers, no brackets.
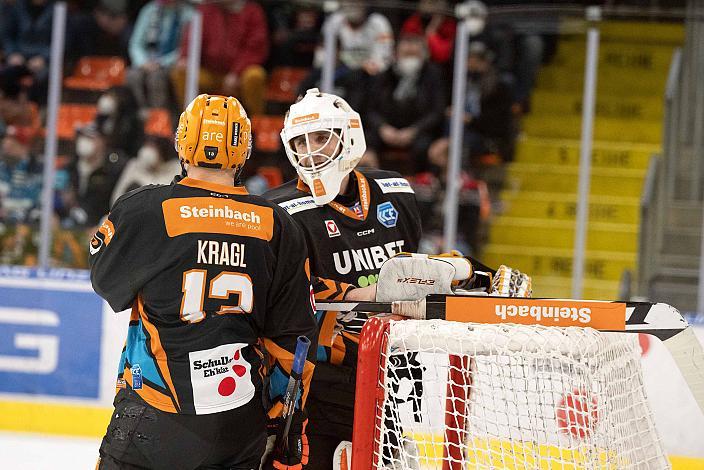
0,0,562,267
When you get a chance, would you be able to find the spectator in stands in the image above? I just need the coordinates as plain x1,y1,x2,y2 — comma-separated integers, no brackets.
414,141,489,255
0,65,42,130
110,135,180,204
94,86,145,157
267,1,323,68
1,0,54,104
0,125,42,224
127,0,192,112
67,0,131,65
431,42,515,169
365,34,446,173
299,0,394,111
172,0,269,114
401,0,456,66
68,124,127,227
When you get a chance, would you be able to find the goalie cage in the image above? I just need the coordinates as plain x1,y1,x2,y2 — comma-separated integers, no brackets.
352,316,669,470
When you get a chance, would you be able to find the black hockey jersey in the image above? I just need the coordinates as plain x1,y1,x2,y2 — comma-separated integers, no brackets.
263,168,422,366
90,176,317,416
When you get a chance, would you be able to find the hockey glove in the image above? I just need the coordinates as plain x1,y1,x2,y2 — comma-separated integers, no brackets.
490,265,532,298
375,253,471,302
263,409,309,470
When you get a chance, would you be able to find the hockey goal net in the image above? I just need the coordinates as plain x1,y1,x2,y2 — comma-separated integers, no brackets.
352,316,669,470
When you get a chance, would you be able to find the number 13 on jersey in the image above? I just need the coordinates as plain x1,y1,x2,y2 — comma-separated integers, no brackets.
180,270,253,323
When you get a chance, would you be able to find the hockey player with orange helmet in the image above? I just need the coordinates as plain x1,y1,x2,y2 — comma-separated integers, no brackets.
91,94,317,470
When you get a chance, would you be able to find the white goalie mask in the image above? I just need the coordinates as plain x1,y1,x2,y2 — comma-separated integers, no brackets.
281,88,366,205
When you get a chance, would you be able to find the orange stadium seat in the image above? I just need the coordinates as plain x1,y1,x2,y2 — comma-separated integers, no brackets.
265,67,308,104
145,108,173,138
56,104,97,139
64,56,126,91
257,166,284,189
250,115,284,153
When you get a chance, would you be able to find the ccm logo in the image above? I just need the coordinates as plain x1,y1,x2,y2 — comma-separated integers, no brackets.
357,228,375,237
397,278,435,285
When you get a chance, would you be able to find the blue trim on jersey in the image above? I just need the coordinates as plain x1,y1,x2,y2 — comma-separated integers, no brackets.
122,319,166,389
316,345,328,362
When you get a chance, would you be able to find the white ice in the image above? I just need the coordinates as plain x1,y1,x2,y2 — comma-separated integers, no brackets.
0,431,101,469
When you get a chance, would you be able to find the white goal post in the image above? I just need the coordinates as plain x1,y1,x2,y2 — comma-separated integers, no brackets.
317,296,704,469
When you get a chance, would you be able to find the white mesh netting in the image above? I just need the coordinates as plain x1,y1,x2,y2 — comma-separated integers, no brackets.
372,319,669,470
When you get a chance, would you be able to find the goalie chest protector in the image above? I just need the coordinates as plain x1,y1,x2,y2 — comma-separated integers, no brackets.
264,168,422,288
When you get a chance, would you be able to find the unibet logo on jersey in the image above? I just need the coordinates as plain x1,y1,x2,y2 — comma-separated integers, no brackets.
189,343,254,415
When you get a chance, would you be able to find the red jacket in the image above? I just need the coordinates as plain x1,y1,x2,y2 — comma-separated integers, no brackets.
181,2,269,75
401,14,456,64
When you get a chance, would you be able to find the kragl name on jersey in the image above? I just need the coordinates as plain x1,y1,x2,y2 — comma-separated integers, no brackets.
333,240,405,275
179,204,262,223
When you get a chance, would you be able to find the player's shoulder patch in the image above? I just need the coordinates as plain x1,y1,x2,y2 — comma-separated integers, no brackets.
278,195,318,215
373,176,414,194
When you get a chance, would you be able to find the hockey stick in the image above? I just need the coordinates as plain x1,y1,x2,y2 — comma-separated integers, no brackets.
277,336,311,456
317,295,704,414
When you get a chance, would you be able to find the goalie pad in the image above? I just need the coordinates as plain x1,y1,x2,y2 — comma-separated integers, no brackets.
375,254,472,303
333,441,352,470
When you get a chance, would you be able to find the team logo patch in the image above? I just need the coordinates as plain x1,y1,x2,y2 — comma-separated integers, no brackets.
189,343,254,415
325,219,341,238
377,202,399,228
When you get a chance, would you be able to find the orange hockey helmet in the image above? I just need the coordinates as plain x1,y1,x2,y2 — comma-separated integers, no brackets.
175,94,252,176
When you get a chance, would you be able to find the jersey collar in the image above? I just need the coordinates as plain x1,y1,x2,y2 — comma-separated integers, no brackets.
297,170,371,221
178,177,249,195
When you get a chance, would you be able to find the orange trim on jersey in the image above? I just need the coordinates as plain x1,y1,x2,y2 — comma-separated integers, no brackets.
261,338,315,413
124,367,178,413
318,311,336,348
137,297,181,410
98,219,115,245
162,197,274,240
296,171,371,221
331,333,346,365
178,177,249,195
267,402,284,419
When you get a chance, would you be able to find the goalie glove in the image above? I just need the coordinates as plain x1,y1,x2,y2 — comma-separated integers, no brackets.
375,253,472,303
489,265,532,298
262,410,309,470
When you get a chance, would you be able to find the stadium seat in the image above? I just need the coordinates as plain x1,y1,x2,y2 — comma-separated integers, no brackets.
250,115,284,153
265,67,308,104
257,166,284,189
56,104,97,139
64,56,126,91
145,108,173,138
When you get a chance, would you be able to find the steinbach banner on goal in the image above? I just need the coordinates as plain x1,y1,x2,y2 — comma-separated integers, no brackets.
317,295,704,469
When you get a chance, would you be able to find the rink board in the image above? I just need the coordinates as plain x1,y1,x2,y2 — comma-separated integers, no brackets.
0,268,702,465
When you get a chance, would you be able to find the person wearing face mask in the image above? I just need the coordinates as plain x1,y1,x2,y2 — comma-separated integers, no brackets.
298,0,393,112
171,0,269,114
110,136,182,204
127,0,193,111
365,34,446,173
0,125,41,224
95,86,146,157
69,124,127,227
401,0,456,66
429,41,515,171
